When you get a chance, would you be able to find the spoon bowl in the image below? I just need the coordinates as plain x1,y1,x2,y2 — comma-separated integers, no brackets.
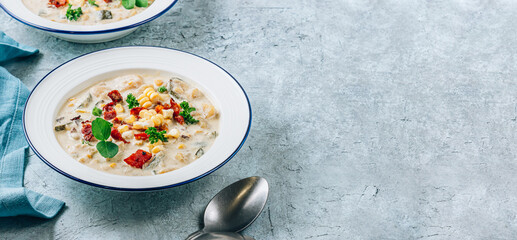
203,176,269,233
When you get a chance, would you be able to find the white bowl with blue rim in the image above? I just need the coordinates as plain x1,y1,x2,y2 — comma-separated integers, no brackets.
23,46,252,191
0,0,177,43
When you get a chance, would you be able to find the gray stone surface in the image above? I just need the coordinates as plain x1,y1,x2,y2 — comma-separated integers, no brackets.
2,0,517,239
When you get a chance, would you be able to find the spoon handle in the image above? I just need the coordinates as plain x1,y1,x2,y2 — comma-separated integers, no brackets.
185,230,204,240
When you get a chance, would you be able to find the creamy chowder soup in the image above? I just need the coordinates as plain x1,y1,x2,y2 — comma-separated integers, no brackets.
54,73,219,176
23,0,153,25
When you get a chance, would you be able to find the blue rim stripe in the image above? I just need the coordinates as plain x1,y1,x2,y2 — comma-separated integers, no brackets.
0,1,178,35
22,46,252,191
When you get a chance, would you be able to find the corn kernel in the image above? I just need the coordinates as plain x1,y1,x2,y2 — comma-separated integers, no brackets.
115,104,124,113
195,130,204,134
67,102,75,107
121,130,133,139
100,103,106,107
152,146,164,154
143,87,154,96
75,109,89,113
139,109,148,118
142,101,152,108
191,88,201,99
162,109,173,119
86,154,92,158
110,163,117,168
137,94,147,101
135,140,143,145
151,116,162,126
149,92,160,102
79,158,85,163
133,121,150,130
175,153,184,162
127,80,134,86
139,97,150,104
178,144,185,149
118,125,129,133
145,119,155,127
143,112,153,119
168,129,180,138
125,115,136,124
154,79,163,86
69,98,76,102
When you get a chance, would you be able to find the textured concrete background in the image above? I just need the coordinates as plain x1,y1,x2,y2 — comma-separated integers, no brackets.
1,0,517,239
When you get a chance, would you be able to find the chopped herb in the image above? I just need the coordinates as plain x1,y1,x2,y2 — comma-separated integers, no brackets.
145,127,168,144
179,101,199,124
91,118,118,158
81,140,92,146
157,86,167,93
126,93,139,109
88,0,98,7
65,4,83,21
92,106,102,116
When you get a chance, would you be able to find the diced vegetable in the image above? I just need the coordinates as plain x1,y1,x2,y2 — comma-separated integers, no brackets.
122,0,136,9
55,124,67,131
195,148,205,158
135,0,148,7
97,10,113,20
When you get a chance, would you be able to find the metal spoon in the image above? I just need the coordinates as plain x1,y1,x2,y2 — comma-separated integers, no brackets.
186,176,269,240
189,232,254,240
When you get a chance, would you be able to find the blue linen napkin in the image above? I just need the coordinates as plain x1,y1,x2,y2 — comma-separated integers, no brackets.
0,32,64,218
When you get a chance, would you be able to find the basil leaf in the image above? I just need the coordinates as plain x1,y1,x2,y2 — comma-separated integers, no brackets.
92,118,112,141
96,141,119,158
135,0,148,7
122,0,136,9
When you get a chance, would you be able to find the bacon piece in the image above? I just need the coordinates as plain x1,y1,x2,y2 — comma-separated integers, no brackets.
111,128,129,144
170,99,181,115
112,118,122,125
155,105,164,114
107,90,123,103
103,110,117,120
104,0,111,2
174,115,184,125
134,132,149,140
49,0,68,7
130,107,145,116
103,102,115,112
81,121,94,141
124,150,152,168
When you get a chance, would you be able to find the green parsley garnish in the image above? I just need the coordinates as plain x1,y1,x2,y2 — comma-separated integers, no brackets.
65,4,83,21
92,106,102,116
88,0,99,7
91,118,118,158
157,86,167,93
179,101,199,124
145,127,168,144
126,93,139,109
